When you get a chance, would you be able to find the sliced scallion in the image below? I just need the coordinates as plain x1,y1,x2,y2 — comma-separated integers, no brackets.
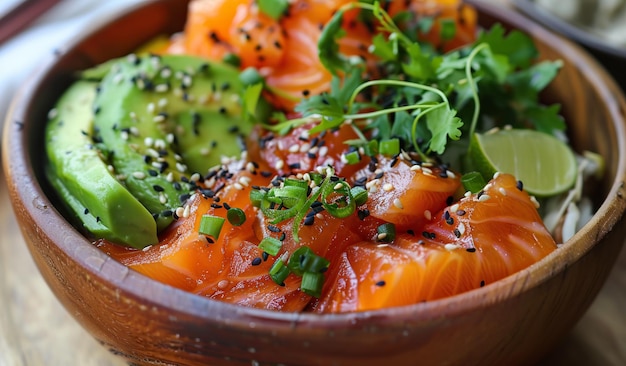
461,171,486,194
269,259,290,285
226,208,246,226
199,215,225,239
259,237,283,256
320,179,355,218
350,186,368,206
300,271,324,298
343,151,361,165
379,138,400,156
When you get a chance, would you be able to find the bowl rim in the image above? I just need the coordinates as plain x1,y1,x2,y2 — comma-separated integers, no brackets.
3,0,626,329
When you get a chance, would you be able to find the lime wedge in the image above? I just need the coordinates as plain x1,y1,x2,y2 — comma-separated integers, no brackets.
467,129,577,197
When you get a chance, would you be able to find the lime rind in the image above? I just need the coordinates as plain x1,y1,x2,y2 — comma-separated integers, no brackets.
468,129,578,197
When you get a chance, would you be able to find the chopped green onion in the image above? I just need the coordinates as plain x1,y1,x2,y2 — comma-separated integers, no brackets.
376,223,396,243
320,179,355,218
350,186,368,206
259,237,283,256
284,178,309,189
287,246,329,276
199,215,225,239
269,259,290,285
222,53,241,67
273,185,307,208
379,138,400,156
343,151,361,164
249,189,266,207
226,208,246,226
258,0,289,20
300,271,324,298
461,171,487,194
239,67,265,86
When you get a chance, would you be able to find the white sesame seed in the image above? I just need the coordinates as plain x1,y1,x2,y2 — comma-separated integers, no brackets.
410,164,422,172
275,159,285,170
129,127,139,136
132,172,146,179
175,207,185,218
246,162,256,173
129,111,137,121
315,213,324,220
159,192,167,204
120,131,129,140
153,114,165,123
422,167,433,175
166,172,174,182
458,222,466,235
107,165,115,173
239,176,251,187
446,170,456,179
176,163,187,173
146,148,160,158
299,143,311,153
424,210,432,220
530,195,540,209
233,182,244,190
444,244,460,251
365,179,380,190
493,172,501,179
450,203,459,213
289,144,300,153
154,139,166,150
498,187,507,196
147,103,155,114
383,183,394,192
144,137,154,147
478,194,491,202
183,204,191,218
200,148,210,156
377,233,387,241
393,198,404,209
166,133,175,144
217,280,229,289
190,173,201,182
334,182,344,190
319,146,328,157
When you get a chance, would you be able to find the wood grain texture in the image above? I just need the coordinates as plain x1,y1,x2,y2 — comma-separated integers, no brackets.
1,0,625,365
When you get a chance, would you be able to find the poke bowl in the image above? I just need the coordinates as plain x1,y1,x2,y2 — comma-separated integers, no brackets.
3,0,626,365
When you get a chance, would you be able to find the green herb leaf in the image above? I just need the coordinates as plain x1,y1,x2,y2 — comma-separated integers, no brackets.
257,0,289,20
318,9,348,75
425,106,463,154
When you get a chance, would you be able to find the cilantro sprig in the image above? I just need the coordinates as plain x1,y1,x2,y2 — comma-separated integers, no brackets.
262,1,563,168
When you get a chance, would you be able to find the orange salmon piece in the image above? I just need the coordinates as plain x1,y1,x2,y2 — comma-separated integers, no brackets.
312,173,557,313
354,157,462,232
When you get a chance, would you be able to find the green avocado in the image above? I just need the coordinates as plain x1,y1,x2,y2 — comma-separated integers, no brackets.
45,80,158,248
91,54,256,231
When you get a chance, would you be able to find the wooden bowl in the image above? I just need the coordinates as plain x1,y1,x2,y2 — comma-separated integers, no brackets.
3,0,626,365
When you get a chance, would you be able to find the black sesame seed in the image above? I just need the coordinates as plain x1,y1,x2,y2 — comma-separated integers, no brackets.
303,215,315,226
454,229,461,238
262,252,269,261
210,203,223,209
480,280,485,287
375,280,386,287
466,247,476,253
407,229,415,236
153,185,164,192
516,180,524,191
446,196,454,206
83,208,89,215
251,257,262,266
148,169,158,177
268,224,281,233
456,209,466,216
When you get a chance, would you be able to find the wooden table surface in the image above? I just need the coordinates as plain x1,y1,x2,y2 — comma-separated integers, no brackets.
1,1,625,365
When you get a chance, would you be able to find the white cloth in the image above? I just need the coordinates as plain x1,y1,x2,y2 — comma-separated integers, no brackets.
0,0,146,128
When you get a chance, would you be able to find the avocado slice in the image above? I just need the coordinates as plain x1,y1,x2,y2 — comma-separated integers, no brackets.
92,54,256,230
45,80,158,248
